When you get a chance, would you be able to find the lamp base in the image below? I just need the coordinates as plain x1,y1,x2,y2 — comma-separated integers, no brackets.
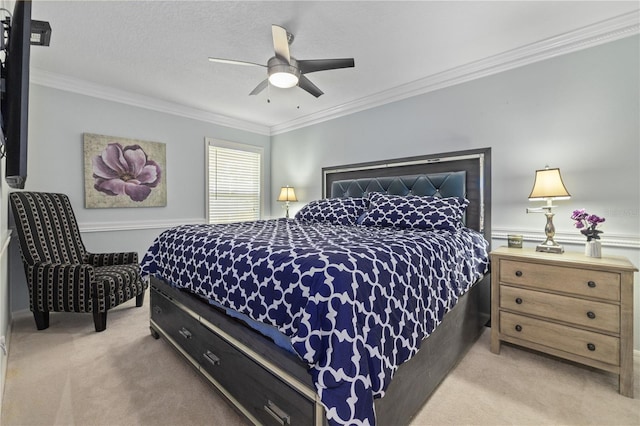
535,241,564,254
533,208,563,254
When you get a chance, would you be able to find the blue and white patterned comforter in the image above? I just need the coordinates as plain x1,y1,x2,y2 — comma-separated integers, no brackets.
141,219,489,425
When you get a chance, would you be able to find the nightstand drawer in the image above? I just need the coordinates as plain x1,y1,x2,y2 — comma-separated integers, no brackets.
501,311,620,365
499,260,620,301
500,285,620,333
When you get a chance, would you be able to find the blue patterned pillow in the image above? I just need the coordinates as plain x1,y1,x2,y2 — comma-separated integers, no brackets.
295,197,368,226
360,193,468,231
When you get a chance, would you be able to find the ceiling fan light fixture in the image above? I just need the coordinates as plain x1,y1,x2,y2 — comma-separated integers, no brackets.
267,57,300,88
269,71,299,88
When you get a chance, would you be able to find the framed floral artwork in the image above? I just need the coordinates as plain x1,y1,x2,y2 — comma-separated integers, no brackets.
83,133,167,208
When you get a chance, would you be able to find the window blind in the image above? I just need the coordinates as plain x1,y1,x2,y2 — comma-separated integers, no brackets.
207,144,261,224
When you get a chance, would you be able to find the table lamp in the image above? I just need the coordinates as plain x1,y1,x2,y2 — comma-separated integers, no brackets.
527,166,571,253
277,186,297,218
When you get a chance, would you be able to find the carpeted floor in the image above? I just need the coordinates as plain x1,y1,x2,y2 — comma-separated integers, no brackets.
2,298,639,425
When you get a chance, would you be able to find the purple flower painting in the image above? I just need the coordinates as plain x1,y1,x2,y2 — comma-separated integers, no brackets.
92,143,161,202
84,134,166,208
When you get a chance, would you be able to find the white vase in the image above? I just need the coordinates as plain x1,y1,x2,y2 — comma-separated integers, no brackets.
585,240,602,258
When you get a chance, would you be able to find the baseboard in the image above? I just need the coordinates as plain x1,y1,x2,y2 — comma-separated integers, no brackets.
0,317,12,419
10,309,31,322
1,309,31,419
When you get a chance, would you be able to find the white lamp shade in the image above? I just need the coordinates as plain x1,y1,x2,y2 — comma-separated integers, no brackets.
277,186,297,202
528,167,571,200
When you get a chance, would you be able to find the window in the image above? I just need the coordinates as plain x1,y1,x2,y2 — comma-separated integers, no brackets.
206,139,262,224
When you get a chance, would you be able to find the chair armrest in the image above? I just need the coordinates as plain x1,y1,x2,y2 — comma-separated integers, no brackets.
26,262,95,312
27,262,95,285
86,252,139,267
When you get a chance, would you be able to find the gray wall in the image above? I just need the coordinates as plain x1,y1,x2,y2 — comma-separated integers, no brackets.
8,85,271,311
271,36,640,348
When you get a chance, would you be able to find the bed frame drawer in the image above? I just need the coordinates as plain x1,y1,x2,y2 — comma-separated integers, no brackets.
195,329,315,425
151,288,202,355
150,284,318,425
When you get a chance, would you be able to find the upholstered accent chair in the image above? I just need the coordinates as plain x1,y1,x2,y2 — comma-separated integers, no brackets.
9,192,148,332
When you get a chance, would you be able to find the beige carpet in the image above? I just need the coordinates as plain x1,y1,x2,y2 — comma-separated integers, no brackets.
2,299,638,426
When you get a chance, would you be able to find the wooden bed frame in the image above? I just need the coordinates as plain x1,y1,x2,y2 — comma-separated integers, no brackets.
149,147,491,425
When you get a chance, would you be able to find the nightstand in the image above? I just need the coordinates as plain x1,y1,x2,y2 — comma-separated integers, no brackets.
490,246,637,397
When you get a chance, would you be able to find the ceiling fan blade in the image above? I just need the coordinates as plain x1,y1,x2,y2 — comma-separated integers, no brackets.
249,79,269,96
209,57,266,68
298,75,323,98
272,25,291,64
298,58,355,74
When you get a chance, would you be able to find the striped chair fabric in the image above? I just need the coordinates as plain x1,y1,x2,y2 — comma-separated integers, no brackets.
9,192,148,332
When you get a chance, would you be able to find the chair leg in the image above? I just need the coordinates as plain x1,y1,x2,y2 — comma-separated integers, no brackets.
33,310,49,330
93,310,107,332
136,291,145,307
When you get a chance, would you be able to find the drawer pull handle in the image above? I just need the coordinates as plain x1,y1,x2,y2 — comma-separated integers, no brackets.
178,327,192,339
587,343,596,351
264,400,291,425
515,297,523,305
515,325,522,332
515,270,523,277
203,350,220,367
152,305,162,315
587,281,596,288
587,311,596,319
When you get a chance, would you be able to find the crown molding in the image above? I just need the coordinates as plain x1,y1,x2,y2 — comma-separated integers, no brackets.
270,10,639,135
29,10,639,137
29,69,271,136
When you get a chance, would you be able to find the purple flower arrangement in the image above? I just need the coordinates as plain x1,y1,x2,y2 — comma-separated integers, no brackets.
571,209,605,241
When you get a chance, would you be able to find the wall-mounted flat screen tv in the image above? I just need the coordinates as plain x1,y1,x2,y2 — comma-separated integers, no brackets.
1,0,32,189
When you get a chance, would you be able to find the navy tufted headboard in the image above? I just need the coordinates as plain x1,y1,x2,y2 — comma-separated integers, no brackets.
330,171,466,199
322,148,491,236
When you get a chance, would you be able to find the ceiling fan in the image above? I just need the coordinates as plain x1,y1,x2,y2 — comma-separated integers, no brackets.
208,25,355,98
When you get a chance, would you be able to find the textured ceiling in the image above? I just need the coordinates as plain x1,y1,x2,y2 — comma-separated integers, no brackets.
26,1,639,132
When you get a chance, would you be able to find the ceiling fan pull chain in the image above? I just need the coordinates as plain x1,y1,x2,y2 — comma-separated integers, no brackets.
267,80,273,103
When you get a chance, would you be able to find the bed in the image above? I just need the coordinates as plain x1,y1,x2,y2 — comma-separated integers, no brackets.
142,147,492,425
